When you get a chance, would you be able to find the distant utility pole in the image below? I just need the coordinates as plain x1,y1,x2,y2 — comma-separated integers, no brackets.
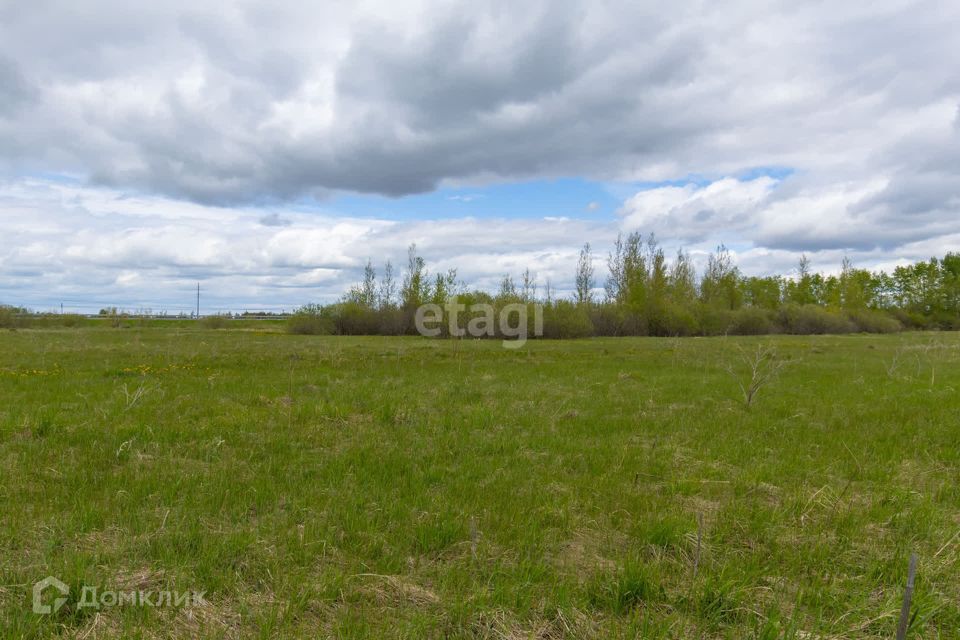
196,282,200,319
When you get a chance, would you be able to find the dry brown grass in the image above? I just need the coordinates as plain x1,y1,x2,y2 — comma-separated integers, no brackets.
354,573,440,608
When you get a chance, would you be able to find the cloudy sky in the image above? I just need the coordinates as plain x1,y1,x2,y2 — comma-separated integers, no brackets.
1,0,958,313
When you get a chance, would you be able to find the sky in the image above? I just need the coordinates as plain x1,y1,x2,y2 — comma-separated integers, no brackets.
1,0,959,314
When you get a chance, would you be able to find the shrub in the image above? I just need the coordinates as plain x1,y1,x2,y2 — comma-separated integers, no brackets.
491,301,543,340
590,305,628,337
658,302,699,337
847,309,902,333
377,306,407,335
98,307,126,328
728,306,776,335
723,344,788,406
888,309,931,330
0,309,89,329
940,314,960,331
778,304,855,334
288,305,334,335
620,310,648,336
59,314,86,328
697,306,736,336
201,314,230,329
0,306,20,329
329,301,380,335
541,301,594,339
27,314,90,329
590,305,649,336
924,310,960,330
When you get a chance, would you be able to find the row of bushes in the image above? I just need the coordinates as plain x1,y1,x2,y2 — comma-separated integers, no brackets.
0,310,157,329
287,301,915,338
0,308,92,329
0,308,285,330
550,303,904,337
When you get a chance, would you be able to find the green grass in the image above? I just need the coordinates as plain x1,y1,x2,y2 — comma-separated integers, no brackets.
1,328,959,638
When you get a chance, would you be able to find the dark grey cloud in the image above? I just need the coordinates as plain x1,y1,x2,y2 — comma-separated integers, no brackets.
338,6,598,127
40,1,706,203
0,3,846,196
0,56,34,115
259,213,292,227
0,0,959,260
823,106,960,251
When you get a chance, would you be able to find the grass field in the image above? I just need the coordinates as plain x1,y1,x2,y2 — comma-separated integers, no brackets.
1,328,959,638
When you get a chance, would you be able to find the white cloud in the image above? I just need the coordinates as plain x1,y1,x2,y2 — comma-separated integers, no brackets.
3,174,957,313
1,1,959,308
619,177,778,243
0,178,613,311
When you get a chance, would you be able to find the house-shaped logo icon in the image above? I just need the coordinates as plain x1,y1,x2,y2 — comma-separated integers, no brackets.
32,576,69,614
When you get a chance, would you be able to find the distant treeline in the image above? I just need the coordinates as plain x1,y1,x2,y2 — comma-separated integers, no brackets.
290,236,960,337
0,308,288,330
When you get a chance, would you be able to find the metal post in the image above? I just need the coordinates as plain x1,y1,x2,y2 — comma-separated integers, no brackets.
896,553,918,640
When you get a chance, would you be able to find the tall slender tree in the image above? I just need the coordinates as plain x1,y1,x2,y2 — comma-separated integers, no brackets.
575,242,595,306
401,243,430,309
378,260,396,309
521,268,537,302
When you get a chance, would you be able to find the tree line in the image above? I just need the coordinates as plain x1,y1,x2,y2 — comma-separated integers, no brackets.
285,235,959,337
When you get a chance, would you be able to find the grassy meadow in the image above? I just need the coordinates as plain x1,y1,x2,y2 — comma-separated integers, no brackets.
1,327,959,638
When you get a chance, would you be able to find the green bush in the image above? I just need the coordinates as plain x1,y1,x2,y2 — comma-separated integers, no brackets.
778,304,855,334
847,309,902,333
377,307,407,335
941,314,960,331
590,305,635,336
0,311,97,329
201,315,230,329
888,309,932,330
696,306,736,336
926,311,960,330
32,314,91,329
277,296,940,339
329,302,380,335
658,302,699,336
0,306,21,328
542,301,594,339
619,310,648,336
287,305,334,335
493,301,543,340
58,314,87,328
728,306,776,335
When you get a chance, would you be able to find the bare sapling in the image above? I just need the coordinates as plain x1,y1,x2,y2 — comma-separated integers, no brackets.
723,343,788,407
